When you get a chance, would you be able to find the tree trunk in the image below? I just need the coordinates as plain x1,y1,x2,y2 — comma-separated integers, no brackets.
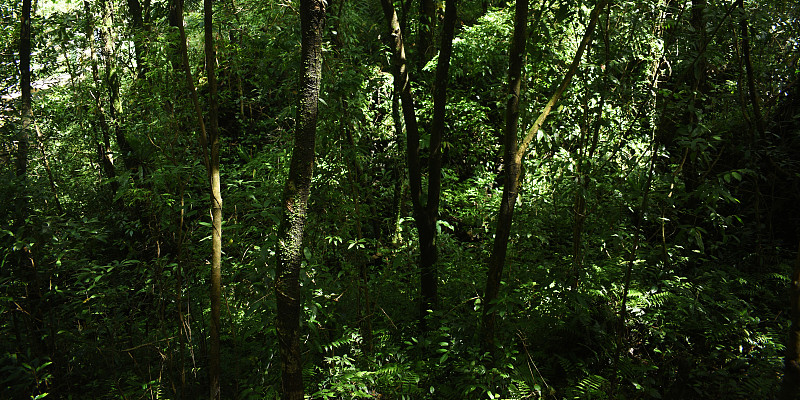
419,0,457,326
381,0,457,331
417,0,435,71
481,0,606,356
480,0,526,355
84,1,118,194
16,0,32,230
274,0,326,398
99,0,138,176
127,0,148,78
203,0,222,395
737,0,764,137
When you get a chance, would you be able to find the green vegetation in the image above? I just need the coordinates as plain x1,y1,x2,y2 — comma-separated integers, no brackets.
2,0,800,398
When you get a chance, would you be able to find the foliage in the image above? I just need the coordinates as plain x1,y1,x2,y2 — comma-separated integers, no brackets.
1,0,799,398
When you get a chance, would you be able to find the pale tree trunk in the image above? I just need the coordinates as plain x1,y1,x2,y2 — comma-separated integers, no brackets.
203,0,222,396
172,0,210,396
274,0,326,398
480,0,607,356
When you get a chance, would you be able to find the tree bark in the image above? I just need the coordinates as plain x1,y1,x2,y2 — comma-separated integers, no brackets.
381,0,457,331
203,0,222,396
481,0,606,355
274,0,325,398
16,0,31,230
417,0,435,71
421,0,457,324
99,0,138,175
480,0,527,355
84,1,118,194
737,0,764,137
127,0,148,78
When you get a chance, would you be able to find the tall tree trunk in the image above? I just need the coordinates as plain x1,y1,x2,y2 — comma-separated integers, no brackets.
274,0,326,398
780,240,800,400
417,0,435,71
480,0,527,355
168,0,184,71
419,0,457,326
84,0,118,193
737,0,764,137
203,0,222,396
127,0,148,78
16,0,45,369
171,0,210,396
16,0,32,230
100,0,138,175
381,0,457,331
480,0,606,356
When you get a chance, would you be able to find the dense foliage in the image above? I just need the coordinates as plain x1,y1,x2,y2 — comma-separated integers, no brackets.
2,0,800,398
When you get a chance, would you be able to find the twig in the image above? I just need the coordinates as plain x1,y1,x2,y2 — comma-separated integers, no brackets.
121,336,176,352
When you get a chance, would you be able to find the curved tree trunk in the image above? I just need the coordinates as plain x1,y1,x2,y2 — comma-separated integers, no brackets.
480,0,527,355
274,0,326,398
481,0,606,356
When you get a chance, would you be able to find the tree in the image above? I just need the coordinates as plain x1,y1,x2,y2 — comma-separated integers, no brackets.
274,0,326,398
202,0,223,395
15,0,31,230
480,0,607,355
126,0,148,79
380,0,458,329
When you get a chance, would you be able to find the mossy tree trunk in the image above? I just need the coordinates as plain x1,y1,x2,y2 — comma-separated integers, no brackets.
274,0,326,398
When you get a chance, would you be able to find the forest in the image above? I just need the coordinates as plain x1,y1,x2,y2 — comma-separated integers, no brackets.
2,0,800,398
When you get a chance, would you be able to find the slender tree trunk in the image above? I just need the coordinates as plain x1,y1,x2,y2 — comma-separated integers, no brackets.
419,0,457,325
381,0,457,330
84,1,118,193
417,0,435,71
274,0,326,398
737,0,764,137
780,240,800,400
168,0,184,71
34,121,63,213
480,0,606,355
203,0,222,396
480,0,527,355
127,0,148,78
99,0,138,176
16,0,32,230
16,0,44,368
